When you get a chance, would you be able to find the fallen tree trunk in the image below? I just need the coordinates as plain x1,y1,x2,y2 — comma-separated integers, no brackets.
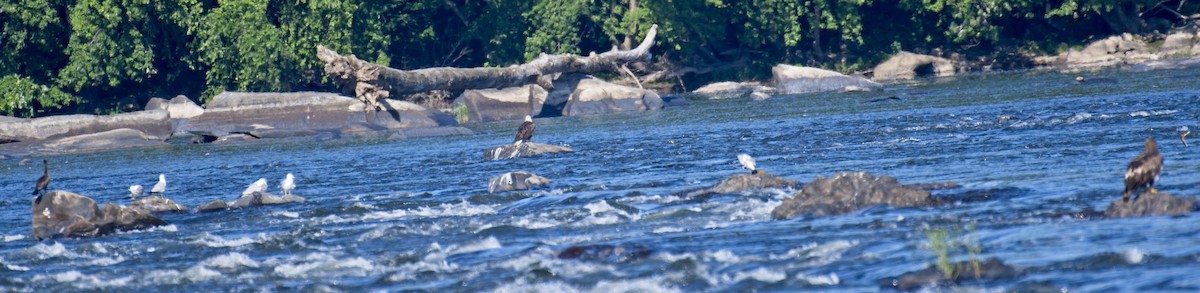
317,24,658,110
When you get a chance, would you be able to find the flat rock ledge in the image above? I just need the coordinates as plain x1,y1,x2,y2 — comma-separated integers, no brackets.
32,190,167,240
772,172,934,219
488,171,551,193
196,191,306,213
1104,191,1195,218
483,142,574,161
129,196,189,214
881,258,1021,290
677,170,797,198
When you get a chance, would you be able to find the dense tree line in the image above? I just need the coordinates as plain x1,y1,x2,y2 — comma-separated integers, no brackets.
2,0,1196,117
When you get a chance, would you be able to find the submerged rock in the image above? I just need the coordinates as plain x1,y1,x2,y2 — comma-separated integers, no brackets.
483,142,574,161
882,258,1021,290
557,244,652,262
1104,191,1195,218
488,171,551,193
772,172,935,219
129,196,188,214
32,190,166,240
773,64,881,94
197,191,306,213
678,170,797,198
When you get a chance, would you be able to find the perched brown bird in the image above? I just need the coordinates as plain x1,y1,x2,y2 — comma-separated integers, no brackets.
33,160,50,204
513,115,536,145
1123,138,1163,202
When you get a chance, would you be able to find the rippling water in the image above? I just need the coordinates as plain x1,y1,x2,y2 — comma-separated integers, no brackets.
2,67,1200,291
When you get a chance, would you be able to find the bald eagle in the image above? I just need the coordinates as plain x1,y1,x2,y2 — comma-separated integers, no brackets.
1124,137,1163,202
513,115,536,145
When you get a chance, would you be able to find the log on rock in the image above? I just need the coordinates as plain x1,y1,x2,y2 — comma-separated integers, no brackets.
316,25,658,109
483,142,574,161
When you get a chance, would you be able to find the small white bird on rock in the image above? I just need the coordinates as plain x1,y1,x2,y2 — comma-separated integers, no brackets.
242,178,268,197
281,173,295,196
737,154,759,175
129,185,144,198
150,174,167,197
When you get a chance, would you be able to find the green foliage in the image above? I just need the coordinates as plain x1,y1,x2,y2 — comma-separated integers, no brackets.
58,0,202,91
0,75,80,117
0,0,72,82
523,0,587,61
924,222,983,279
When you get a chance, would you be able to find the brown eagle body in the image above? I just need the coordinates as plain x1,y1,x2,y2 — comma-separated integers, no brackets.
33,160,50,204
513,115,536,145
1123,138,1163,202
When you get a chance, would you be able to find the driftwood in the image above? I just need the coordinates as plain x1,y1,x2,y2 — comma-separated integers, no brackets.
316,24,659,110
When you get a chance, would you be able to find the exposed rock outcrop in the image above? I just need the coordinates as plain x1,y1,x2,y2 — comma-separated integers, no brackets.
773,64,882,94
1104,191,1195,218
129,196,188,214
453,85,548,123
178,92,459,139
872,51,956,81
145,95,205,119
488,171,551,193
0,109,171,142
691,81,774,100
882,258,1021,290
561,77,663,116
196,191,306,213
558,244,653,262
32,190,167,240
678,170,797,198
772,172,934,219
483,142,574,161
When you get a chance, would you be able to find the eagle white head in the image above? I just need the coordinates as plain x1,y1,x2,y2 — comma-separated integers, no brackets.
737,154,757,173
281,173,295,196
129,185,144,198
150,174,167,195
524,115,533,123
243,178,268,197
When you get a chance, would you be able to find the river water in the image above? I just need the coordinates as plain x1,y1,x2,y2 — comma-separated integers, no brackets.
1,66,1199,291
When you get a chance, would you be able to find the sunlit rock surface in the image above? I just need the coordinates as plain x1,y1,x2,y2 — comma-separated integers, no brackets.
772,172,934,219
488,171,551,193
773,64,881,94
677,170,797,198
1104,191,1195,218
196,191,306,213
483,142,574,161
129,196,188,214
31,190,166,240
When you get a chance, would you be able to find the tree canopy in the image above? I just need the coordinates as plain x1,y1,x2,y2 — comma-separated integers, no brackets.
1,0,1196,117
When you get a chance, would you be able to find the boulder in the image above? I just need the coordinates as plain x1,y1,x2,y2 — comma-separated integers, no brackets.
388,126,475,140
129,196,188,214
483,142,574,161
772,172,934,219
882,258,1021,290
1159,32,1196,55
0,110,171,142
561,77,663,116
558,244,652,262
145,95,205,119
197,191,305,213
546,73,591,107
772,64,882,94
453,85,548,123
1104,191,1195,218
677,170,797,198
178,92,457,139
31,190,166,240
691,82,754,99
1063,33,1154,67
872,51,956,81
488,171,551,193
36,128,168,154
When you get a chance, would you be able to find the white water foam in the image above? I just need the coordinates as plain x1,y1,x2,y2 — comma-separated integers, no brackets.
200,252,260,272
272,211,300,218
653,227,684,234
450,237,502,255
796,272,840,285
359,201,497,222
270,253,375,278
728,267,787,283
192,232,265,248
769,240,857,267
4,234,26,242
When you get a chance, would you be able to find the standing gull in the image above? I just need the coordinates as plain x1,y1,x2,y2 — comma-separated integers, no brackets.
33,160,50,204
737,154,759,175
243,178,268,197
513,115,536,145
150,174,167,197
281,173,295,196
1124,138,1163,202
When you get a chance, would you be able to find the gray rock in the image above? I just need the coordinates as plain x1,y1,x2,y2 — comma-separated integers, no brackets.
1159,32,1197,55
32,190,166,240
165,95,205,119
388,126,475,140
196,200,231,213
198,191,305,213
1104,191,1195,217
483,142,574,161
34,128,168,154
692,82,753,99
179,92,457,139
562,78,663,116
882,258,1021,290
0,110,171,142
488,171,551,193
1063,33,1153,67
872,51,956,81
678,170,797,198
772,172,934,219
129,196,188,214
546,73,591,107
773,64,881,94
453,85,548,123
